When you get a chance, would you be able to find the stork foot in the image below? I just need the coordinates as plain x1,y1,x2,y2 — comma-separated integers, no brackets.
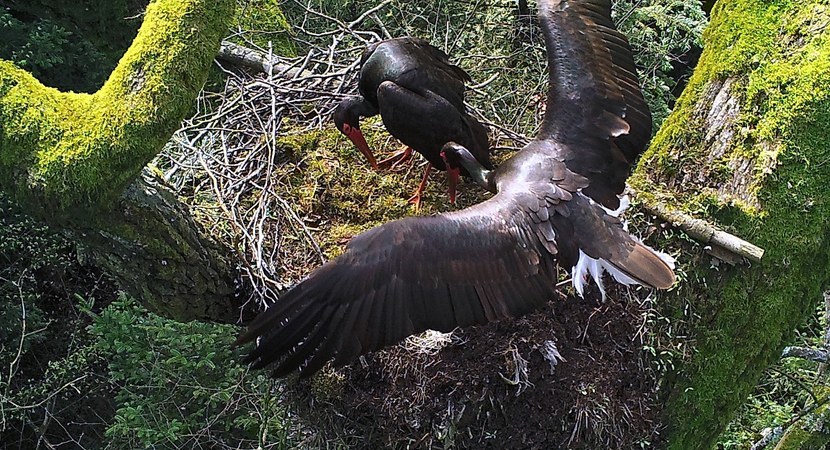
406,163,432,212
378,146,414,171
406,192,423,211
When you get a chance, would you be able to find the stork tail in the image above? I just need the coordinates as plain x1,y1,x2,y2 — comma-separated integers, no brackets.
569,194,675,298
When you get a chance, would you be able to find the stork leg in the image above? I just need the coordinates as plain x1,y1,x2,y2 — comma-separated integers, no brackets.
378,145,414,170
407,163,432,210
447,166,460,204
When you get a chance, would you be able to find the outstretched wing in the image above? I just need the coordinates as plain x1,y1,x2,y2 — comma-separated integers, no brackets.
537,0,652,209
235,190,568,378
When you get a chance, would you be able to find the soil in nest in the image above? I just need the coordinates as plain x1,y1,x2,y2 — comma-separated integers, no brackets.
285,284,663,449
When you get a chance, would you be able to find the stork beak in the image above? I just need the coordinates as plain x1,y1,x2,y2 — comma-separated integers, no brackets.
447,166,460,204
343,124,378,169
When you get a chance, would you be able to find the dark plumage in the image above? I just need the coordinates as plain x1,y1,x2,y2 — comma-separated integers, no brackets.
236,0,676,378
332,37,492,205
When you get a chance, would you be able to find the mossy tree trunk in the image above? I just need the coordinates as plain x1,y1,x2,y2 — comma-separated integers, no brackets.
630,0,830,448
0,0,241,322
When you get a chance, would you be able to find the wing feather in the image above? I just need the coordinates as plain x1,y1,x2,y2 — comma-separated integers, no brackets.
237,193,563,376
236,0,676,379
537,0,653,209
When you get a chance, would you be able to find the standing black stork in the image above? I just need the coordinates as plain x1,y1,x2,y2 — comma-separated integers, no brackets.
332,37,492,207
236,0,676,378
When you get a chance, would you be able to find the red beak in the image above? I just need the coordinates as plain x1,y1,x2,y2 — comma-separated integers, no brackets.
343,124,378,169
447,166,460,204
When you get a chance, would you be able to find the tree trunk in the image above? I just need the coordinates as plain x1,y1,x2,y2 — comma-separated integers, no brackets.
630,0,830,448
0,0,239,321
69,169,241,322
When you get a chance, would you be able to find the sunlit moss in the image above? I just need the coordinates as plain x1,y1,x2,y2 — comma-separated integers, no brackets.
0,0,235,213
273,120,494,260
232,0,296,56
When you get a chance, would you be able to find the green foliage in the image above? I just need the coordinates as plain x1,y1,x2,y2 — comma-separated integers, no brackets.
613,0,707,128
280,0,706,133
0,196,294,447
89,295,293,449
0,1,144,93
0,9,110,93
0,193,115,448
0,192,77,367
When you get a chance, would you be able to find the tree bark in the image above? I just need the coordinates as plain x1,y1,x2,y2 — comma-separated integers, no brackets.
70,169,241,322
630,0,830,448
0,0,240,321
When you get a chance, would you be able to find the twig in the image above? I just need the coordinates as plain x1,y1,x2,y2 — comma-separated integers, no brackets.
769,366,820,405
639,199,765,262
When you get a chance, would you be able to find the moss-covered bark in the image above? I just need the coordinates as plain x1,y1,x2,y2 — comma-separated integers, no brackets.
0,0,240,321
0,0,233,210
630,0,830,448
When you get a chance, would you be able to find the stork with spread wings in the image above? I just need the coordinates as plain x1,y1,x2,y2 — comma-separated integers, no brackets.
235,0,675,378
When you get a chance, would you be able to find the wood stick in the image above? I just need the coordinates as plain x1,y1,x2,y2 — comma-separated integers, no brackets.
781,346,829,363
640,198,765,262
217,41,312,78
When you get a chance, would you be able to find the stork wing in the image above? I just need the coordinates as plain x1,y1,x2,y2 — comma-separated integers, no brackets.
235,191,566,378
537,0,652,209
403,37,473,83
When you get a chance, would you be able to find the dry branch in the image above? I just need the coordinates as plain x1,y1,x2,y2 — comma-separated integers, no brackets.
218,41,311,78
640,199,765,262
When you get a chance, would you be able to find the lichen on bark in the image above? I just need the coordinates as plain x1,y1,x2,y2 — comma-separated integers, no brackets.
630,0,830,448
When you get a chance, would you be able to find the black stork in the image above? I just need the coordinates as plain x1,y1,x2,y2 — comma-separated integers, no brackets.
332,37,492,207
236,0,676,378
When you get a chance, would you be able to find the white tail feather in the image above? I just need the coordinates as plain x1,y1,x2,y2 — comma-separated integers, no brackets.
570,193,675,299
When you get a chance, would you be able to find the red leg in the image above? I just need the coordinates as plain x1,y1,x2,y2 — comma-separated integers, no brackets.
406,163,432,210
447,166,460,204
378,146,414,170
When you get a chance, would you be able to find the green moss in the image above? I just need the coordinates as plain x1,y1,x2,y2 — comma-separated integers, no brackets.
0,0,234,215
273,122,493,259
771,388,830,450
631,1,830,448
775,428,830,450
231,0,295,57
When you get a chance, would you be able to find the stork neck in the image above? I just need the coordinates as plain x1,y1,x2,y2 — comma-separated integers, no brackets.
463,163,496,193
344,97,378,119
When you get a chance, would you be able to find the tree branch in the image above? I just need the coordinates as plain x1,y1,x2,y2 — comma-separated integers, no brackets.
217,41,312,78
781,346,830,364
0,0,235,211
639,199,765,262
